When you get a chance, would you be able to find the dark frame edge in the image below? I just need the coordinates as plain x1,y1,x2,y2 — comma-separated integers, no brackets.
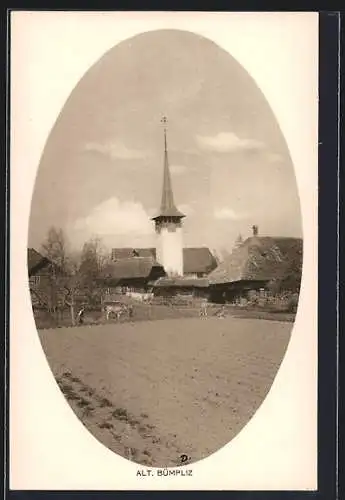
3,9,341,500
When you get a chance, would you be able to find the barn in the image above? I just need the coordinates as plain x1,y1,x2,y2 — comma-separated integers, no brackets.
208,235,303,304
152,276,209,299
182,247,218,277
28,248,52,282
27,248,59,307
100,256,166,292
111,247,217,278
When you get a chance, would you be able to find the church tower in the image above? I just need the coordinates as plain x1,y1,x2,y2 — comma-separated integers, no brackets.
152,117,185,277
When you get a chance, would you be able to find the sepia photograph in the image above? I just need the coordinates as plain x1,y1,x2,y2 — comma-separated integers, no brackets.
10,11,319,490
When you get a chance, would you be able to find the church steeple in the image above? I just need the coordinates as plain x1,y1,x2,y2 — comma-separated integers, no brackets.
152,117,185,277
152,116,185,221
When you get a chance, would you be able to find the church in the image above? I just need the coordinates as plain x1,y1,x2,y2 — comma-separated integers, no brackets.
101,119,218,292
28,120,302,304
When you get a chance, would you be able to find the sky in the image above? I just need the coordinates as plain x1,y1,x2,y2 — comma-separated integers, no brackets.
28,29,302,255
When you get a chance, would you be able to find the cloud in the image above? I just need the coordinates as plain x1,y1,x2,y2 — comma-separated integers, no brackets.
73,197,154,240
196,132,265,153
170,164,187,175
178,203,195,215
213,207,243,221
84,141,148,160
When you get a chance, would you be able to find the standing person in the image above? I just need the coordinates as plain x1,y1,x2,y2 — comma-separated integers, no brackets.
128,304,134,319
218,304,226,319
199,299,208,318
77,306,85,325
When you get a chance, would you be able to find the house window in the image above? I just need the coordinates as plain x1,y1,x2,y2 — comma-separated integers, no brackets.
29,276,40,287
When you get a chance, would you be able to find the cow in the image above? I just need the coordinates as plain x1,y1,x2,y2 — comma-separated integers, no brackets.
103,302,133,322
125,291,154,304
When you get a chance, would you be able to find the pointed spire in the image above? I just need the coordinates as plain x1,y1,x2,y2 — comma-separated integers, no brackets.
152,117,185,220
160,125,176,213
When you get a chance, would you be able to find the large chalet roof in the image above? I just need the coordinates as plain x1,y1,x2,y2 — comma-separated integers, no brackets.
208,236,303,286
112,248,157,260
111,247,217,275
183,247,217,275
101,257,165,281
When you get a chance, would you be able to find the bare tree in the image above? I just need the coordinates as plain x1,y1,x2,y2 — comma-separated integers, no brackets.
40,229,111,325
63,252,83,326
39,226,69,321
41,227,68,274
79,239,101,285
40,226,84,325
233,234,243,250
78,237,109,307
219,247,231,261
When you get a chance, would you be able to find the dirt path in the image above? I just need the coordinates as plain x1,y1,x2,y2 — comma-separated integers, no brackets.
39,316,292,467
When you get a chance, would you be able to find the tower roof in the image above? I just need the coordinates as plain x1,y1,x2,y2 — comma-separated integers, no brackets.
152,119,185,220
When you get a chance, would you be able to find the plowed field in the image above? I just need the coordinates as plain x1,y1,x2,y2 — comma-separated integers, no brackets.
38,316,291,467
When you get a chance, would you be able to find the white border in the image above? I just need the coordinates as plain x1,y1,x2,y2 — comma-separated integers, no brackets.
10,11,318,491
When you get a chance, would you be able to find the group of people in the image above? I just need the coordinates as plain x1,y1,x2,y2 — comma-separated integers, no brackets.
199,301,226,319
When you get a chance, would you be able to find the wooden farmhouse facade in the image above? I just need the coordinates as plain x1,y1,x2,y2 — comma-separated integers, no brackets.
27,248,60,308
152,276,209,299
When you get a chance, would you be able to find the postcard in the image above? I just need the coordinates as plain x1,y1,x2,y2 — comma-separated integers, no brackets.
10,11,318,491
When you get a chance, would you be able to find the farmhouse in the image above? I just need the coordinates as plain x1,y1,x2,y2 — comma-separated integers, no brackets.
111,247,217,278
152,276,209,299
27,248,57,306
100,123,302,303
28,248,52,282
27,247,85,314
30,120,301,310
100,256,166,291
208,228,303,303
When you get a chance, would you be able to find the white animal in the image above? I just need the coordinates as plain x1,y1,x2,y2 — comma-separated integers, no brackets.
125,291,154,303
142,292,154,303
103,303,133,321
126,291,142,302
